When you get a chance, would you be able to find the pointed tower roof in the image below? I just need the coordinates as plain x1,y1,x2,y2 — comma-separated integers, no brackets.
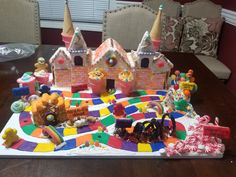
150,4,163,40
136,31,155,54
68,27,87,52
62,0,74,36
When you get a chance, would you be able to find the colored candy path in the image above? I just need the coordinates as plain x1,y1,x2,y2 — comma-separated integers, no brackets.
11,132,180,153
16,89,187,153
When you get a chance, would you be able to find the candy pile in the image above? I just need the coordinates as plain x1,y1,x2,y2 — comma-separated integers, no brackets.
170,69,197,93
118,70,134,82
88,68,105,80
166,115,225,157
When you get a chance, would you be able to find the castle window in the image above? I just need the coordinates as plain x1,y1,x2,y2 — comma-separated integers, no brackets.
74,56,83,66
141,58,149,68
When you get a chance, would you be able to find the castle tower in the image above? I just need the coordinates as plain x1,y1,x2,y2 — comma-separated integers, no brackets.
150,4,163,51
69,27,88,67
61,0,75,48
136,31,156,69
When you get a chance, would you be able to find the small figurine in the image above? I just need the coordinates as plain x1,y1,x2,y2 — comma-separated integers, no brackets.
10,100,26,113
17,73,36,95
39,84,51,94
34,57,48,72
2,128,20,148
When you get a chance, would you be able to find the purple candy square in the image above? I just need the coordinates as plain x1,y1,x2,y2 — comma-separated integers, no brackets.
150,96,160,101
19,112,31,120
122,141,137,152
78,126,91,133
108,105,114,112
91,93,99,98
89,110,100,117
144,112,157,119
18,141,37,152
115,93,125,99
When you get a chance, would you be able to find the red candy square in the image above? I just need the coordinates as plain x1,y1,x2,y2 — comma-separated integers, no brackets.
131,113,145,120
107,136,123,149
140,96,152,102
20,118,33,127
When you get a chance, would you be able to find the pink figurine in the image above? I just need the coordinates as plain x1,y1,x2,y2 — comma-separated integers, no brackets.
17,73,36,95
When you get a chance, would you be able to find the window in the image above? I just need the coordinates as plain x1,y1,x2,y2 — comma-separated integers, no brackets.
74,56,83,66
38,0,109,23
38,0,141,31
141,58,149,68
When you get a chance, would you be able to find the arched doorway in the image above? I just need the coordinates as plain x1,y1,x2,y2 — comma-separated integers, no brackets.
141,58,149,68
74,56,83,66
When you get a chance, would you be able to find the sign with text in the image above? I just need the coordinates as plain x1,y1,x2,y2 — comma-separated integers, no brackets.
180,82,196,91
203,125,230,139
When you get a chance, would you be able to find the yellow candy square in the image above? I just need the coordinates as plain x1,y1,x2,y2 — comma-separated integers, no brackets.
34,143,55,152
159,96,165,101
138,143,152,152
64,127,77,136
155,112,162,118
100,96,110,103
24,106,32,112
108,95,116,102
136,103,148,109
100,107,110,116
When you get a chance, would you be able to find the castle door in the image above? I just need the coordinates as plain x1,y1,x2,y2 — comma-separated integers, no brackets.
106,79,115,90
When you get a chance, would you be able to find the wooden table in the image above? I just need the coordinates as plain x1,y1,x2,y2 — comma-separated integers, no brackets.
0,45,235,177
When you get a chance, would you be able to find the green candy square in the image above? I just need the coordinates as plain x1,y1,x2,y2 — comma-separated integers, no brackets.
22,124,38,135
135,90,147,96
92,132,110,144
100,115,115,127
71,100,81,106
72,92,80,98
128,97,141,104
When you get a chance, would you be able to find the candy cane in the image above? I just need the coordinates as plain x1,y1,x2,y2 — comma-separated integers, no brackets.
215,117,219,126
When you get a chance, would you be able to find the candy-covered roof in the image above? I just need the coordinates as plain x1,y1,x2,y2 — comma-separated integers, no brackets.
49,47,71,65
137,31,155,55
93,38,133,67
152,52,173,73
68,27,87,53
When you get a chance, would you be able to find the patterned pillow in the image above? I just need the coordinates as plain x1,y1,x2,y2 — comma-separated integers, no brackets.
160,15,183,52
180,17,224,57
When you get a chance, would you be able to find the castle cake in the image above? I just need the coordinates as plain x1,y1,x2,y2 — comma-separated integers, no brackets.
50,29,173,95
0,2,230,158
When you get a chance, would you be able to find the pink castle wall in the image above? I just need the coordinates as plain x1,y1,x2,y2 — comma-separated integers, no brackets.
54,69,71,87
135,69,167,90
71,67,89,85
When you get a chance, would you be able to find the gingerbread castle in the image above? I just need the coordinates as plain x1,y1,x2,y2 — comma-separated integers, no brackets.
49,2,173,95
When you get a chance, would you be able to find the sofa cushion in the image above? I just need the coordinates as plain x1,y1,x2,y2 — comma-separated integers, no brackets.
195,55,231,80
180,17,224,57
160,15,183,52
